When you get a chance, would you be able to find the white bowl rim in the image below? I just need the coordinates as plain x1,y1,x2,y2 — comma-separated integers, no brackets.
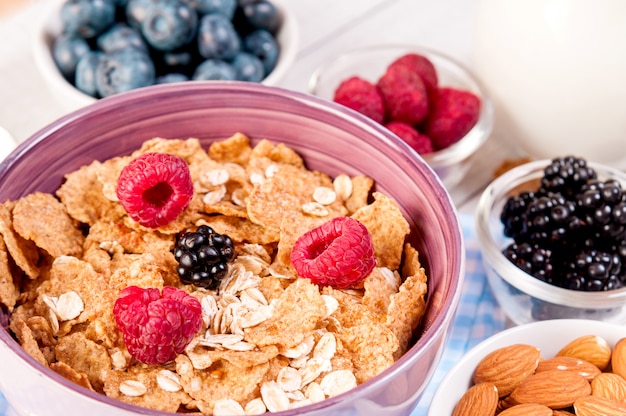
475,158,626,308
307,43,495,168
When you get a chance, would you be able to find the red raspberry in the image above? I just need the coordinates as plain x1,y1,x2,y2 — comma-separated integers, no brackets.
333,76,385,124
113,286,202,365
425,87,481,149
385,121,434,155
377,65,429,125
388,53,438,100
116,152,194,228
290,217,376,289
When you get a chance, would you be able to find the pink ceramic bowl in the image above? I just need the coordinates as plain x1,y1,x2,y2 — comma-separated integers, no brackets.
0,82,464,416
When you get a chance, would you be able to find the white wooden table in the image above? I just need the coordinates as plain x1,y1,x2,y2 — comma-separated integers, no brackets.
0,0,522,214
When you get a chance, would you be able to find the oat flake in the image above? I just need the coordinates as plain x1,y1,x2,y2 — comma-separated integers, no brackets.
205,168,230,186
244,398,266,415
333,174,353,200
313,332,337,361
321,295,339,319
320,370,357,397
301,202,329,217
265,164,279,178
260,381,290,412
313,187,336,205
203,185,227,205
157,370,181,392
55,291,84,321
213,399,245,416
250,172,264,185
281,334,315,359
277,366,302,392
304,382,326,403
109,348,127,370
119,380,147,397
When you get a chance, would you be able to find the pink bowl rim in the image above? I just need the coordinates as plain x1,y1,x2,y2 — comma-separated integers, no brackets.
0,81,465,415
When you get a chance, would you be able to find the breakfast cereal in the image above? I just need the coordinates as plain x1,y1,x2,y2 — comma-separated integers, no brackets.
0,133,428,414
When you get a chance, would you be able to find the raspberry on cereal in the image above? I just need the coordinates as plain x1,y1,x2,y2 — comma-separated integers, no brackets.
377,65,429,125
290,216,376,289
424,87,481,149
113,286,202,365
116,152,194,228
385,121,434,155
388,53,438,100
333,76,386,124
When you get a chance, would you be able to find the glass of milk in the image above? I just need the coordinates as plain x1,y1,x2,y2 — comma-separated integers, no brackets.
474,0,626,168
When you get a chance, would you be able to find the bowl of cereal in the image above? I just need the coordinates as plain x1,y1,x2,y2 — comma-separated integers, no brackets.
475,157,626,326
429,319,626,415
309,44,494,189
32,0,298,112
0,82,464,415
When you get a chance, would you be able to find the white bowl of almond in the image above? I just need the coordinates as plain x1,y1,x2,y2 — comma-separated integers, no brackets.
430,319,626,415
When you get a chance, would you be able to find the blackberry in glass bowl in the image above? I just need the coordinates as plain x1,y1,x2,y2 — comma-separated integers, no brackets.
476,157,626,325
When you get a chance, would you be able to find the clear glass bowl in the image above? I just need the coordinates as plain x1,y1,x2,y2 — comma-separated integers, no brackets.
31,0,299,113
309,44,494,189
475,159,626,325
0,82,464,416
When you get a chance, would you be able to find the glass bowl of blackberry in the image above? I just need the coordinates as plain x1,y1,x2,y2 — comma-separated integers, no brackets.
476,156,626,326
309,44,494,190
31,0,298,113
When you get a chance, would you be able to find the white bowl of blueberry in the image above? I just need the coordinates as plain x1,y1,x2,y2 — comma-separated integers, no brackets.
32,0,298,112
475,156,626,325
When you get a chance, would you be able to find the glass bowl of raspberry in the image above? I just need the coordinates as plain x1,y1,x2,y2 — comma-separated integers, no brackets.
0,82,464,416
475,157,626,326
31,0,299,113
309,44,494,190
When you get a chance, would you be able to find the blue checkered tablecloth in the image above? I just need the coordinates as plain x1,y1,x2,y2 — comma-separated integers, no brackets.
0,214,504,416
411,213,506,415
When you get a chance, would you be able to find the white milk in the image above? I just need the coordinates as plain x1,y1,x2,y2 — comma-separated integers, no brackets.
474,0,626,167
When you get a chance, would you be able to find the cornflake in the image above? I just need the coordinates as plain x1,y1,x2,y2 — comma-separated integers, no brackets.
2,134,429,415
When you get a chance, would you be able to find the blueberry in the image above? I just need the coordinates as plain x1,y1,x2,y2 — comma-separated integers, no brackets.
95,49,156,97
156,73,189,83
239,0,280,33
60,0,117,38
153,44,199,75
141,0,198,51
97,23,148,52
125,0,161,29
52,33,91,79
243,29,277,75
197,13,241,60
232,52,263,82
75,51,104,96
192,59,236,80
192,0,236,18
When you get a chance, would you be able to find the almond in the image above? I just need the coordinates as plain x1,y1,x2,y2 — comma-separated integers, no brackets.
510,370,591,409
497,403,552,416
556,334,612,371
473,344,541,397
574,394,626,416
535,356,601,381
591,372,626,405
611,337,626,379
452,382,498,416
